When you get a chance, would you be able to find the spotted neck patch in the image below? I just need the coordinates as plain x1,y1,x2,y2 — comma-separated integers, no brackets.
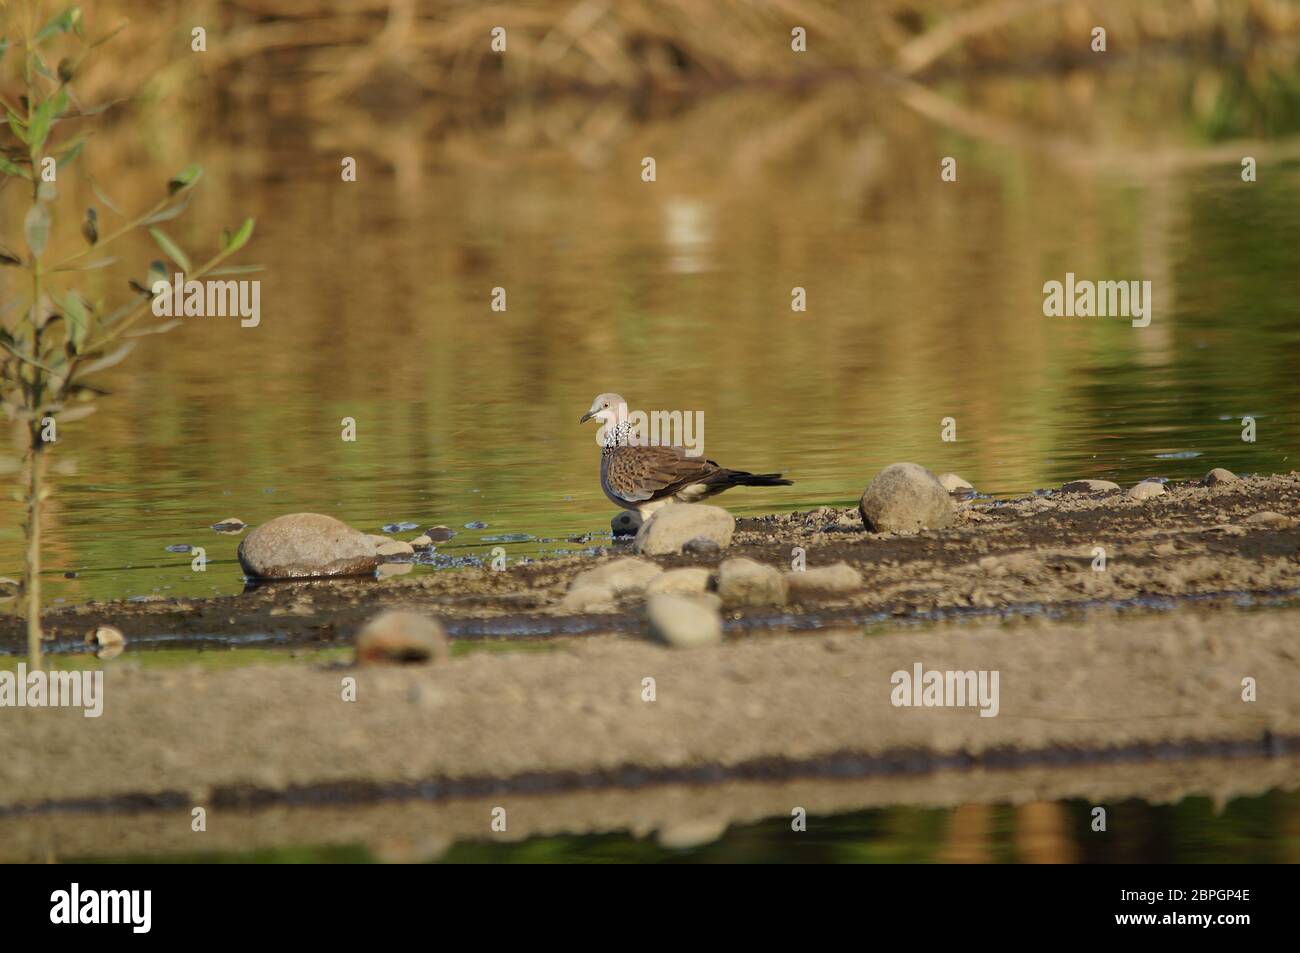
602,420,637,455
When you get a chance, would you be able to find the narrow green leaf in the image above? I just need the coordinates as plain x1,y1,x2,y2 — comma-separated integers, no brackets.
63,293,88,351
77,99,123,117
0,339,57,373
55,132,87,169
141,193,191,224
50,87,70,119
56,403,97,424
0,154,30,179
207,264,265,276
27,101,53,152
126,319,182,338
35,7,82,44
167,163,202,195
223,217,255,253
33,55,56,81
5,106,27,144
53,255,116,272
90,178,124,216
148,227,191,273
80,341,135,375
24,204,50,257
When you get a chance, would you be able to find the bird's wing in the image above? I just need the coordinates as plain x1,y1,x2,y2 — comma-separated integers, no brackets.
606,445,719,502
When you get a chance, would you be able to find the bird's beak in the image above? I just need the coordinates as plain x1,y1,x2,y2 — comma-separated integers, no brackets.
579,410,597,424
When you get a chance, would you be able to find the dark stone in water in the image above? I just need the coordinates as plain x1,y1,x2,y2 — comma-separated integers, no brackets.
482,533,534,543
166,544,192,553
382,521,420,534
426,525,456,542
465,521,488,530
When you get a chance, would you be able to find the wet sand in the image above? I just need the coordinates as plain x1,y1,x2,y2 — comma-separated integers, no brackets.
3,606,1298,813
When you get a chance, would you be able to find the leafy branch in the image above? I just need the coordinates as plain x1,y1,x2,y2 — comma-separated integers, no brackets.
0,3,259,667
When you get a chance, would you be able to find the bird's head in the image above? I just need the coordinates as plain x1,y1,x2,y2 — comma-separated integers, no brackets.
580,392,626,427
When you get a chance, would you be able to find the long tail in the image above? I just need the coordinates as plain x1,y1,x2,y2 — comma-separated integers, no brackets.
720,470,793,488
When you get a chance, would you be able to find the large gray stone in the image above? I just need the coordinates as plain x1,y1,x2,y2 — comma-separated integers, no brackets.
635,503,735,556
238,513,380,579
859,463,954,533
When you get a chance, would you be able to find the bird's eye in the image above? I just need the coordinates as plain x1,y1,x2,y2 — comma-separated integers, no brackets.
603,402,609,408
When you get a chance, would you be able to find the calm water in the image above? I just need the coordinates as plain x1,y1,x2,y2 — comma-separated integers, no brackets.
67,790,1300,864
3,42,1299,866
1,59,1298,607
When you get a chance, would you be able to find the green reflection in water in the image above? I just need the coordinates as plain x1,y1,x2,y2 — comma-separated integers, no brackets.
62,790,1300,864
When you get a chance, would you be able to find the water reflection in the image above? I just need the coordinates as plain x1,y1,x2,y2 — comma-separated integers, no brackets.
48,790,1300,864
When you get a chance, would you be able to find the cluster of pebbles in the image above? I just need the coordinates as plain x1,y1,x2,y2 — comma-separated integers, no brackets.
59,462,1281,661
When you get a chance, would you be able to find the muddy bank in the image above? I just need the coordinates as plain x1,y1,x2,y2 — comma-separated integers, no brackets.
3,605,1298,815
3,473,1297,652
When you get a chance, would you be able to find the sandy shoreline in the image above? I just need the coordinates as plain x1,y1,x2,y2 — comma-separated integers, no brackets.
1,472,1297,857
3,606,1298,811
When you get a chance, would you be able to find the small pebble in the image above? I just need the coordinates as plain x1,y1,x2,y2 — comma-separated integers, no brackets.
1060,479,1121,494
355,611,449,665
683,537,722,556
611,511,643,537
374,539,415,559
937,473,974,493
646,594,723,648
86,624,126,659
1204,467,1239,486
1128,481,1165,501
